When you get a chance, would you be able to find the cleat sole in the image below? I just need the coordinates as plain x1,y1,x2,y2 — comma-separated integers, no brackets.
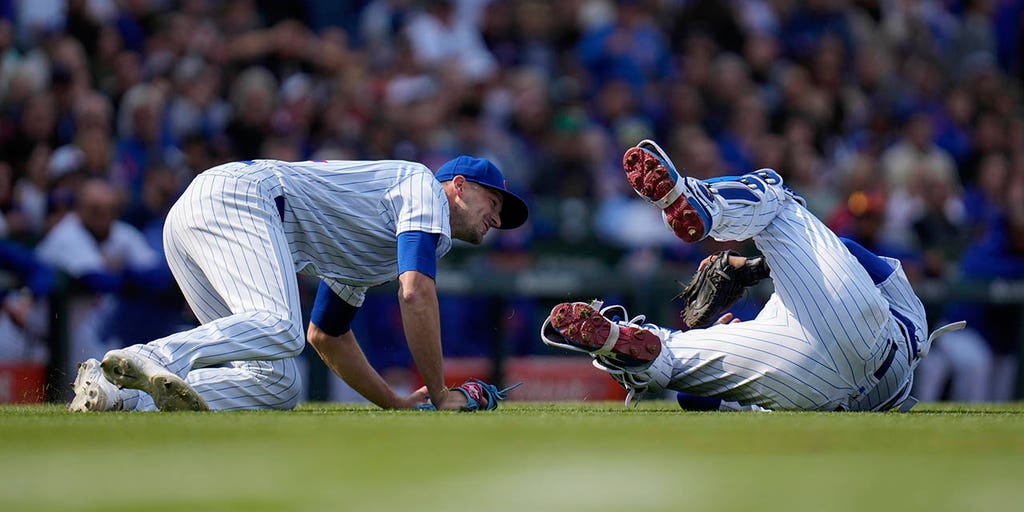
102,352,209,412
548,303,661,364
622,147,706,242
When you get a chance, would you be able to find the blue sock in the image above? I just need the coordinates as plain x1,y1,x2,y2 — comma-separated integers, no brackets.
676,392,723,411
840,238,895,285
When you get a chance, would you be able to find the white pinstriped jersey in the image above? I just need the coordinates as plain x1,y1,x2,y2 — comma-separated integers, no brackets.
202,159,453,306
114,158,455,411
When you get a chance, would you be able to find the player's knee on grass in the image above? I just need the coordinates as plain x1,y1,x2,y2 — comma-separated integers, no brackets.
251,311,306,358
270,384,301,410
235,358,303,410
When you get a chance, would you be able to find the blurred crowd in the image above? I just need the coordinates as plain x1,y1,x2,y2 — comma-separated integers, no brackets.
1,0,1023,402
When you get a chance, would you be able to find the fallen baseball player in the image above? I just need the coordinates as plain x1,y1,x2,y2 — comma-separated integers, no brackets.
542,140,965,412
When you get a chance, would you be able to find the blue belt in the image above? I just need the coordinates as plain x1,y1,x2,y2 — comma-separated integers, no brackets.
873,340,898,380
889,307,920,359
858,309,921,412
868,308,919,385
275,195,285,221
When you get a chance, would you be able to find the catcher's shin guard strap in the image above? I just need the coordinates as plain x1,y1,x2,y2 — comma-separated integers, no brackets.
680,179,716,237
653,179,687,209
599,322,621,353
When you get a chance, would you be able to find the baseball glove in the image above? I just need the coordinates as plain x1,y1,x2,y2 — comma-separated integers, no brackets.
416,379,522,411
675,250,770,328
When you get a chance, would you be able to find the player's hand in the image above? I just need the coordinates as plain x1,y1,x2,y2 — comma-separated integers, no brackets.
396,386,469,410
392,386,430,409
677,250,768,329
698,253,747,272
714,312,742,325
416,380,520,411
433,388,469,410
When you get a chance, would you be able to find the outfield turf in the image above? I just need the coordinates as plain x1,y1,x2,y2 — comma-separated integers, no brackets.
1,402,1022,512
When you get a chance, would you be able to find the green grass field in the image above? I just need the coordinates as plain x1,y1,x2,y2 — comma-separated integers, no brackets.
2,402,1023,512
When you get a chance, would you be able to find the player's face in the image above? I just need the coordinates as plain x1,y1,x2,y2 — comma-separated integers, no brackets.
450,181,503,244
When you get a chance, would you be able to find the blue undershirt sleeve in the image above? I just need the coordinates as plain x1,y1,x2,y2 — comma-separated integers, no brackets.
676,392,724,411
310,281,359,336
840,237,896,285
79,271,124,294
397,231,440,280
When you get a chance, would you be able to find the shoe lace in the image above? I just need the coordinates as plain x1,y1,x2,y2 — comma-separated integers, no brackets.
593,355,654,408
598,304,647,326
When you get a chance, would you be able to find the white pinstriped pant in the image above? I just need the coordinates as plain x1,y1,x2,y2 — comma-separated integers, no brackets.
647,173,926,411
119,166,304,411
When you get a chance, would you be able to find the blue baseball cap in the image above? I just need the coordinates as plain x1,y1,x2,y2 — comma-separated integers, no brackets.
435,155,529,229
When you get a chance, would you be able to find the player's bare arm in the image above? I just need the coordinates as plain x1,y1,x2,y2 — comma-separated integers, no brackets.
306,324,429,409
397,270,468,410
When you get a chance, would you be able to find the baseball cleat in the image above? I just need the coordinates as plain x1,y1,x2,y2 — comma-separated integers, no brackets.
546,302,661,364
101,350,209,412
622,140,711,243
69,358,123,412
597,304,645,326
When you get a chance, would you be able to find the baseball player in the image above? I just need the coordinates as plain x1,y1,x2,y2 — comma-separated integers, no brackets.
70,155,528,412
542,140,963,412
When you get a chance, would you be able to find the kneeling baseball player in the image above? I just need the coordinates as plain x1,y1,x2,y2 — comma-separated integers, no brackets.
542,140,964,412
69,156,526,412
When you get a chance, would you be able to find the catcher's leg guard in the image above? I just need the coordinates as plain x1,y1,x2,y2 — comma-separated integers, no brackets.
622,141,716,242
623,139,806,243
543,302,662,364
